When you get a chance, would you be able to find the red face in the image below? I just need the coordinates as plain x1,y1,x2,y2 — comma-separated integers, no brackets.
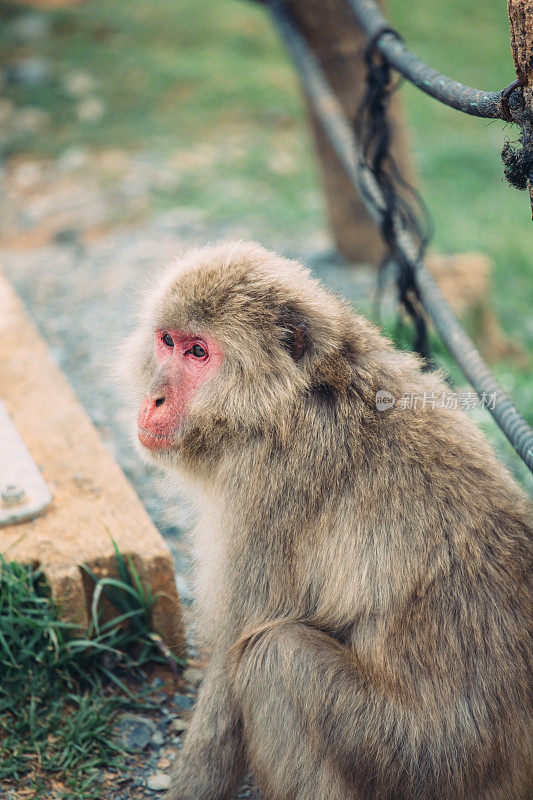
137,329,222,451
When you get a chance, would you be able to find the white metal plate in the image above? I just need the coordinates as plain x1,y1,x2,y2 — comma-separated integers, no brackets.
0,398,52,527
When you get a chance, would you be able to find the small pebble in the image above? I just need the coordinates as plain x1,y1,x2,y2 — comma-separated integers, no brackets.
9,14,51,42
63,70,95,97
5,57,51,86
168,717,189,734
174,693,195,711
146,772,171,792
77,97,105,123
151,731,165,746
157,757,171,770
57,145,90,172
114,714,156,751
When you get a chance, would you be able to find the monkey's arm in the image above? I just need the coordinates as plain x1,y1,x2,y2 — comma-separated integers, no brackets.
166,649,246,800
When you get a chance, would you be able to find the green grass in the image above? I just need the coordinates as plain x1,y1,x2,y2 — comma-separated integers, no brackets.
0,0,531,483
0,0,300,149
0,546,183,799
0,0,319,235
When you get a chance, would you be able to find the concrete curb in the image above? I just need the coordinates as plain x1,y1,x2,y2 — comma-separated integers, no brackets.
0,269,186,656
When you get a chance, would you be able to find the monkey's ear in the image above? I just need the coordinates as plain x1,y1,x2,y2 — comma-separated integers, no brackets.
277,306,309,362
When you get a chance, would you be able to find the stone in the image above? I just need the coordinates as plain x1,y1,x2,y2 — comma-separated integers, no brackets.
0,270,186,656
426,252,524,362
426,253,490,314
62,70,96,97
5,57,51,86
9,14,51,42
56,146,90,172
77,97,105,123
53,228,81,247
151,731,165,746
11,162,43,190
173,693,195,711
115,715,155,752
168,718,188,734
268,150,296,175
146,772,171,792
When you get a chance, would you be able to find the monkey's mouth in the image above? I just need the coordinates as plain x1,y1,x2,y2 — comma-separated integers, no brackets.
137,426,177,451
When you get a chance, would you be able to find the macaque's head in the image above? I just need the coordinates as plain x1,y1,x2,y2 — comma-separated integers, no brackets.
126,241,355,469
136,327,223,452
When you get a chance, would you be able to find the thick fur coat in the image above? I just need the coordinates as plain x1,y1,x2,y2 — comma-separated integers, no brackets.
128,242,532,800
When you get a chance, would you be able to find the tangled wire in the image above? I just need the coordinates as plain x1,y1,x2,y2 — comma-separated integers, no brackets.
354,30,434,364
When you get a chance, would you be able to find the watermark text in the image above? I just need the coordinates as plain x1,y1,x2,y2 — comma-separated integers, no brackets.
375,390,497,412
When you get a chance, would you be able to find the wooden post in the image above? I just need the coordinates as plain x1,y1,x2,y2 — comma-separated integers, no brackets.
507,0,533,218
285,0,418,265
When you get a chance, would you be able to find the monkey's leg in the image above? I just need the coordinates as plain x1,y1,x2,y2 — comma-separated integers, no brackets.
234,620,367,800
166,651,246,800
234,620,463,800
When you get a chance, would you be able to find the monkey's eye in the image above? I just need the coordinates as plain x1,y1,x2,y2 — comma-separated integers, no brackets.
161,333,174,348
189,343,207,359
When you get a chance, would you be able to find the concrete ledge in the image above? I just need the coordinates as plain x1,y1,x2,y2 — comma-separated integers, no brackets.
0,269,186,656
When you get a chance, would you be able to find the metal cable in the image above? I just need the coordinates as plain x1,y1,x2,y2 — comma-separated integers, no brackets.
345,0,512,120
268,0,533,473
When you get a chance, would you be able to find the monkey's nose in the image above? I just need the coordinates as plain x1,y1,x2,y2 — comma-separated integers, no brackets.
155,397,165,408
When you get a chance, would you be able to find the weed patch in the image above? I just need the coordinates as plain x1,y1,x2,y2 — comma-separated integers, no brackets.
0,546,184,799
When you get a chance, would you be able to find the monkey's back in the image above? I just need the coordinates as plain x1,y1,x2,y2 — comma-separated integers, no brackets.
244,343,531,799
311,370,533,798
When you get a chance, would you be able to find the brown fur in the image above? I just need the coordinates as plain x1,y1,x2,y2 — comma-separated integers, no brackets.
127,242,532,800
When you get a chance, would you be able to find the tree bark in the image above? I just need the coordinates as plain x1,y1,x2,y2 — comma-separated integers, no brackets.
285,0,417,265
507,0,533,218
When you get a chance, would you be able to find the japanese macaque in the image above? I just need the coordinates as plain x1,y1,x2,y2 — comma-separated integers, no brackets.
127,242,532,800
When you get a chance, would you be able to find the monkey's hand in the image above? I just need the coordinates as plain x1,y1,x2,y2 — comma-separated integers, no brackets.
165,650,246,800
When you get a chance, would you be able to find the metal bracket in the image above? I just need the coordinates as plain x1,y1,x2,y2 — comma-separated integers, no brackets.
0,398,52,528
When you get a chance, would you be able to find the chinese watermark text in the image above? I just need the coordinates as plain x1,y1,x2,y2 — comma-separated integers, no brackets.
375,390,497,412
